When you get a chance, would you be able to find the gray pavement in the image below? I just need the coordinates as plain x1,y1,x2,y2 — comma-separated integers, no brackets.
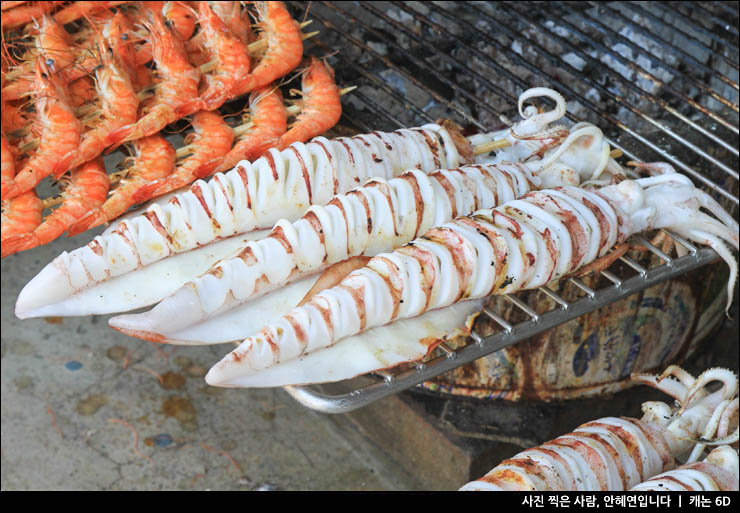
1,231,422,491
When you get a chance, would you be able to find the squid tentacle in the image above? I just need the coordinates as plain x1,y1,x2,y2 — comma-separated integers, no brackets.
460,367,738,491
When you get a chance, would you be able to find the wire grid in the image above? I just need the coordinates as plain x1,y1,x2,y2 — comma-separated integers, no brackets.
282,1,739,413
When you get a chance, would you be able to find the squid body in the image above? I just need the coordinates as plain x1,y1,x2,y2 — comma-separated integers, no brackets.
15,89,574,320
204,174,738,388
109,119,614,345
460,366,739,491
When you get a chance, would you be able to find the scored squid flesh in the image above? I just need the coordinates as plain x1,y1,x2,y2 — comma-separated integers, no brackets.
109,123,613,345
630,446,739,491
458,367,738,491
14,88,573,319
204,173,738,388
13,124,460,318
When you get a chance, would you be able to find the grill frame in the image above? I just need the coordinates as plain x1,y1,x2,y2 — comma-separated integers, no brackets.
282,0,739,413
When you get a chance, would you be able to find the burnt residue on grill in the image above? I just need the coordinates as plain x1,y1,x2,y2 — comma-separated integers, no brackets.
292,1,738,210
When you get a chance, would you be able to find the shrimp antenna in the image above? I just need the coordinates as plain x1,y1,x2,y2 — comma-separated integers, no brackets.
249,84,282,109
277,66,305,89
161,121,191,136
1,31,22,68
320,50,339,60
301,1,312,23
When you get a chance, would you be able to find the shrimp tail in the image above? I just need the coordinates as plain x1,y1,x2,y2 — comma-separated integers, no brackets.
3,173,34,200
1,182,13,201
173,97,205,118
199,90,226,113
1,232,40,257
130,180,167,204
50,152,76,179
104,124,135,153
130,157,220,203
193,156,225,179
65,210,106,237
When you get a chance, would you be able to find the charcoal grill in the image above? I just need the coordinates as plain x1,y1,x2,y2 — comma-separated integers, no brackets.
282,1,739,413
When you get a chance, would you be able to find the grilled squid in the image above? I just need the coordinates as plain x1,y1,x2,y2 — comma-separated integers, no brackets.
15,124,463,318
14,88,573,319
630,446,739,491
459,367,738,491
108,123,613,345
109,163,538,343
205,175,738,386
470,87,570,166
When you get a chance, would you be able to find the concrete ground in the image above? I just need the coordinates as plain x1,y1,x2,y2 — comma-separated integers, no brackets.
3,226,737,491
0,231,423,491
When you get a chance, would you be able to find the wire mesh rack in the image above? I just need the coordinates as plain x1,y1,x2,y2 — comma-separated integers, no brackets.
283,0,739,413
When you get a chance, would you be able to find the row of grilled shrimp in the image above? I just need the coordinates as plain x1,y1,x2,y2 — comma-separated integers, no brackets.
1,1,342,256
460,366,739,491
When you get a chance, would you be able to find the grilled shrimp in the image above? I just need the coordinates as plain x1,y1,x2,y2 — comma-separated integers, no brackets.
188,1,251,112
2,14,77,100
1,2,29,11
67,76,96,107
132,110,234,202
104,9,200,149
66,135,175,236
1,135,43,242
2,157,109,257
32,14,77,74
230,1,303,98
1,134,18,202
3,9,146,100
210,0,253,46
124,1,197,68
212,85,288,174
58,39,139,175
0,1,61,30
52,1,129,26
3,60,82,200
205,174,738,385
278,57,342,149
100,10,143,80
1,190,43,243
33,4,193,96
459,367,738,491
159,0,197,41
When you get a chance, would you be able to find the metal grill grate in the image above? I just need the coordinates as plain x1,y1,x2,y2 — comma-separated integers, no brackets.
282,1,739,413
